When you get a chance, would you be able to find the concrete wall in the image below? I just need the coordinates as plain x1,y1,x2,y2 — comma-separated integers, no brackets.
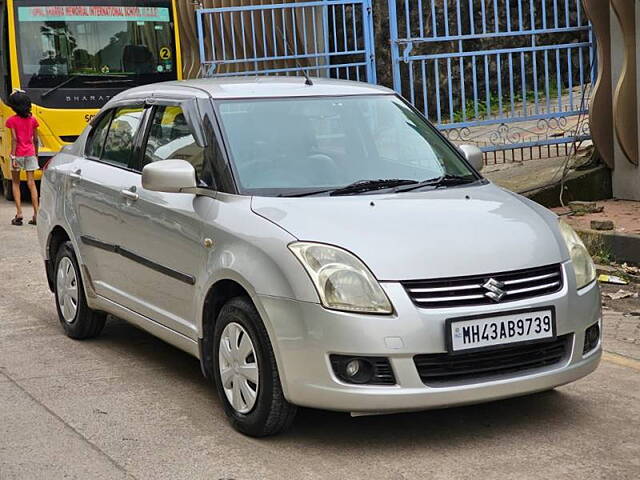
585,0,640,200
611,0,640,199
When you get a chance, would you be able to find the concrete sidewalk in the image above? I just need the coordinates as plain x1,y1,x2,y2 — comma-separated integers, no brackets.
1,198,639,480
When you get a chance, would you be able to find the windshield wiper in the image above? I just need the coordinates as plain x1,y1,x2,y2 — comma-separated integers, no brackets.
329,178,418,196
278,176,474,198
278,188,335,198
84,79,133,85
279,179,419,197
393,174,476,192
41,74,130,99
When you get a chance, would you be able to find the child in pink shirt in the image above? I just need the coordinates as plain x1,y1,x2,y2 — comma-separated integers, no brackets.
6,91,39,225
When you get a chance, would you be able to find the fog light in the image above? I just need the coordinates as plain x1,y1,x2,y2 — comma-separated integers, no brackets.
583,322,600,354
330,355,395,385
344,358,373,384
346,359,361,377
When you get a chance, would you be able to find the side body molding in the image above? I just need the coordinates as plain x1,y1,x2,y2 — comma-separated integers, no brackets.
80,235,196,286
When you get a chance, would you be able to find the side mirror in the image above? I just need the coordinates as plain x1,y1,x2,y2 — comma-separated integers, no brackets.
142,159,197,193
458,144,484,171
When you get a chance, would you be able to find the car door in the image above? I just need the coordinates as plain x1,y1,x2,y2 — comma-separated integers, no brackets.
110,99,212,339
68,104,148,304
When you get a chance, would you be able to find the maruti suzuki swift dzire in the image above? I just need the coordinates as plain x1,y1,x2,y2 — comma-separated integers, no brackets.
37,77,601,436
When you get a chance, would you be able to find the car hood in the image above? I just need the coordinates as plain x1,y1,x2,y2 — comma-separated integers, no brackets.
251,183,566,281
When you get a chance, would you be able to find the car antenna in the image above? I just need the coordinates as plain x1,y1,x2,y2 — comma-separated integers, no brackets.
274,25,313,86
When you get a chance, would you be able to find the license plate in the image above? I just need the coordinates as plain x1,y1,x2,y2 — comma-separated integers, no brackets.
447,308,555,353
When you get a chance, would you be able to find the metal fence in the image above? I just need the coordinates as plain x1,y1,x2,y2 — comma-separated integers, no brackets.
387,0,595,163
196,0,376,82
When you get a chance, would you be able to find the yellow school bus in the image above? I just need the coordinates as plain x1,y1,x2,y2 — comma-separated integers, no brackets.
0,0,182,199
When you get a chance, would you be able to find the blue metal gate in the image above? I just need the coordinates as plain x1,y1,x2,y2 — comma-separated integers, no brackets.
196,0,376,83
387,0,595,162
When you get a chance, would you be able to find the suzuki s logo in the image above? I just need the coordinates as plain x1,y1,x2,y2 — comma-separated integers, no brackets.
483,278,506,302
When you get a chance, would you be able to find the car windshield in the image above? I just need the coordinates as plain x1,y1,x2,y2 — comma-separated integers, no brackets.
217,95,478,196
15,2,176,89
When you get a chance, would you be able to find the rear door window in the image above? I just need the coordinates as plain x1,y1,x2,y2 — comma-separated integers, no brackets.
101,107,145,167
86,111,113,160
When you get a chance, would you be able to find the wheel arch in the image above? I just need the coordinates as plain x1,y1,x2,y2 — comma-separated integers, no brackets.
44,225,72,292
198,275,288,396
200,278,249,379
45,225,97,310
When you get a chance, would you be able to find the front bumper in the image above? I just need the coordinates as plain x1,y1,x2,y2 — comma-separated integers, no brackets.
258,263,602,412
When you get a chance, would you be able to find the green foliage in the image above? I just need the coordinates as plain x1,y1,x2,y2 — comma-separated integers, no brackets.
578,232,614,265
451,85,567,123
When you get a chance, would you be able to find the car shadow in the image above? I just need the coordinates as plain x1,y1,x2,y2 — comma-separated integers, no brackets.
283,390,578,448
97,315,208,385
97,315,582,445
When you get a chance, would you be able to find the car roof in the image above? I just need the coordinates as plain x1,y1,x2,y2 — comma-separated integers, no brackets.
116,76,395,101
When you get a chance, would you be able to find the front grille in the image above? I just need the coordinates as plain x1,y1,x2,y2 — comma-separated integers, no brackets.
402,264,563,308
414,334,570,386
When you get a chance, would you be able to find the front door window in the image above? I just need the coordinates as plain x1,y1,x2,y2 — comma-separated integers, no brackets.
143,105,205,179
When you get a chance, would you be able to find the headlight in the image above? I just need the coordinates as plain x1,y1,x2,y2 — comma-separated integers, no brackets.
558,220,596,289
288,242,393,314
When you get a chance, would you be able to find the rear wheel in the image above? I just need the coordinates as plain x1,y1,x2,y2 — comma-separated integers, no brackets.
213,296,296,437
54,241,106,339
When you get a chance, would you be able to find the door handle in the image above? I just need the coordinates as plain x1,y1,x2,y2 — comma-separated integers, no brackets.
69,169,81,181
120,188,139,201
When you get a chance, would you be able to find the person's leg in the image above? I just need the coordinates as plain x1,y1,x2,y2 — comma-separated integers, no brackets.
26,170,39,219
10,168,22,219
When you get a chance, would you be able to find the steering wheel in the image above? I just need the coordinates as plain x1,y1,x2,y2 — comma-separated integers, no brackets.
238,157,307,187
304,153,340,184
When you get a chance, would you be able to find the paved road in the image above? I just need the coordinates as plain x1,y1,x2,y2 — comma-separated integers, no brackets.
1,197,639,480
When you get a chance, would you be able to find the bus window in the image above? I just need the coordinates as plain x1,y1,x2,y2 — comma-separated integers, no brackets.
12,2,177,108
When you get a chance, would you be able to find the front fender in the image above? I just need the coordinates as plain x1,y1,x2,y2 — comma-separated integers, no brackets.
195,193,319,338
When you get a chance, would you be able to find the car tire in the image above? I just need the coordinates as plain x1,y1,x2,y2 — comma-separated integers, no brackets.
213,296,297,437
54,241,106,339
3,178,13,201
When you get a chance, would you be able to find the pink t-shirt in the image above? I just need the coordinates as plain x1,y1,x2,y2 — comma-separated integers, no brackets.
6,114,39,157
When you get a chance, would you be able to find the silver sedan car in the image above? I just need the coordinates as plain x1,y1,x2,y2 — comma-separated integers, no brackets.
37,77,601,436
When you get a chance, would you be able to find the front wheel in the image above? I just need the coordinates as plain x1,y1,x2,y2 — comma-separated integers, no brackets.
54,241,106,339
213,296,297,437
